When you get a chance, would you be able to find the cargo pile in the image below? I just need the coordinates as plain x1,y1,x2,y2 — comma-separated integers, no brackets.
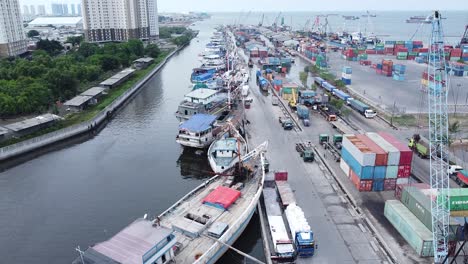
342,47,367,61
302,46,327,68
375,59,393,77
340,132,412,192
341,66,352,85
448,62,468,77
385,184,468,257
392,64,406,81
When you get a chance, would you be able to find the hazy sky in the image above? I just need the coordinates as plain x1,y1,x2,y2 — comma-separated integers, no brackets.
18,0,467,13
158,0,466,12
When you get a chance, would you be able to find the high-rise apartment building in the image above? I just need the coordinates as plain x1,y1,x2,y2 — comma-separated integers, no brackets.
82,0,158,42
77,3,81,15
22,4,29,15
37,5,46,15
29,5,35,15
0,0,27,57
70,4,76,15
147,0,159,39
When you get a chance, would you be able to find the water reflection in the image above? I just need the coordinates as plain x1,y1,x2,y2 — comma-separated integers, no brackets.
176,147,213,179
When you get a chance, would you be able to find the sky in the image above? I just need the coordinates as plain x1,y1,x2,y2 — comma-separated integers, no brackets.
18,0,467,13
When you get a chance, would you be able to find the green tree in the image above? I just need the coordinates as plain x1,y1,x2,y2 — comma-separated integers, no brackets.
78,42,99,58
36,39,64,56
145,44,160,58
330,98,344,110
172,35,191,46
27,30,40,38
126,39,144,57
335,79,346,88
299,71,308,87
66,36,83,45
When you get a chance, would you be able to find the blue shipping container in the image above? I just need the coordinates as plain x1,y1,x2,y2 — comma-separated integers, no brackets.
314,77,325,85
334,89,351,101
373,166,386,180
341,148,374,180
342,66,352,74
373,179,385,191
321,82,336,93
341,78,351,85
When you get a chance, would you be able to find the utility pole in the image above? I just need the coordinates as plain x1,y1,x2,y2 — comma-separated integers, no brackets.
390,100,396,127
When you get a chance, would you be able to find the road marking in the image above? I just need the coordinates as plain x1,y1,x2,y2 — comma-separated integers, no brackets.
358,223,367,233
370,240,379,252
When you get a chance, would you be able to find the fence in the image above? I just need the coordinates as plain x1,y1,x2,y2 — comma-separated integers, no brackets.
0,47,181,161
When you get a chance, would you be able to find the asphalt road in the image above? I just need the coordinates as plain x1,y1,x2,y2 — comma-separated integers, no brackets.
246,68,388,263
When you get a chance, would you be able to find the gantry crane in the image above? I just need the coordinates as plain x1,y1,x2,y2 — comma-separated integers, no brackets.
427,10,450,263
258,14,264,27
459,25,468,47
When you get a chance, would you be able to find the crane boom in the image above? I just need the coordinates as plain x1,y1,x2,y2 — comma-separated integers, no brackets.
427,10,450,263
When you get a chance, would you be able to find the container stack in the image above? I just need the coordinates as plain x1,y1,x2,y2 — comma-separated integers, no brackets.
392,64,406,81
343,48,358,61
341,66,352,85
381,59,393,77
339,132,413,192
374,43,385,54
448,62,468,77
462,44,468,62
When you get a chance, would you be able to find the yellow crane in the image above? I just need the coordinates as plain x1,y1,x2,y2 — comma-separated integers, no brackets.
288,88,297,109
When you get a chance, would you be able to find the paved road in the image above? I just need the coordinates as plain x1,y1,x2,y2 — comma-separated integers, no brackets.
246,68,388,263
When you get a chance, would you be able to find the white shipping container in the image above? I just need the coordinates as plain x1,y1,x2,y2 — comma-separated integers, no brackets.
366,132,400,165
396,178,410,185
386,166,398,179
340,158,350,178
343,135,376,166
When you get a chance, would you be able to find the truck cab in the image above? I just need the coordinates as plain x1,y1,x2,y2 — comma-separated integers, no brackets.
333,134,343,149
301,150,314,162
364,109,377,118
448,165,463,175
280,118,294,130
295,231,316,257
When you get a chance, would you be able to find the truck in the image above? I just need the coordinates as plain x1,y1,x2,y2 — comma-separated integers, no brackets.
453,170,468,187
272,96,279,106
295,142,315,162
298,90,316,106
408,134,429,158
333,134,343,149
279,117,294,130
349,99,377,118
296,105,310,119
333,89,352,102
285,204,316,257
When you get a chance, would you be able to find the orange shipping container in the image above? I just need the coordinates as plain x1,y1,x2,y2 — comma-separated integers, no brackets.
356,134,388,166
350,169,373,192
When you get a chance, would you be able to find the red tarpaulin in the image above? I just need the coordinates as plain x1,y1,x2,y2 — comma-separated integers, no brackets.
203,186,241,210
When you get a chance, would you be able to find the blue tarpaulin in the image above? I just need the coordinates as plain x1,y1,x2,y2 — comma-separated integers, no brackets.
179,114,217,132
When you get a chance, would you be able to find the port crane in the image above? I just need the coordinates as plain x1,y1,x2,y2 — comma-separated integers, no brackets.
459,25,468,47
272,12,282,31
426,11,450,263
258,14,264,27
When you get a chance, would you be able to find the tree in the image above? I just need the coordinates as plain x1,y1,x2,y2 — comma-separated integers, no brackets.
334,79,346,88
145,44,160,58
330,98,344,110
126,39,144,57
304,66,310,73
172,35,191,46
66,36,83,46
299,71,308,87
27,30,40,38
78,42,98,58
36,39,64,56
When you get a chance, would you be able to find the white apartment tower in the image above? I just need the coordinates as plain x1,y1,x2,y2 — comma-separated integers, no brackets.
0,0,27,57
82,0,158,42
147,0,159,39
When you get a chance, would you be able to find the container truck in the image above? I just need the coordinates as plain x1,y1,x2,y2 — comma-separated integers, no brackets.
349,99,377,118
408,134,429,158
285,204,316,257
333,89,352,102
296,105,310,119
321,82,336,93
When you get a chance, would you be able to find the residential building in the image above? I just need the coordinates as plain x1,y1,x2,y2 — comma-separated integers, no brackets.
82,0,157,42
0,0,28,57
37,5,46,15
51,3,69,16
70,4,76,15
62,3,68,15
77,3,81,15
29,5,35,15
147,0,159,39
22,4,29,15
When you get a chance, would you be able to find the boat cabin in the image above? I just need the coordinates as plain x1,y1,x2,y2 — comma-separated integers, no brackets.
176,114,218,148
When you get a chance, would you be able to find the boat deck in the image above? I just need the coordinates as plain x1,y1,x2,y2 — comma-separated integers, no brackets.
159,172,261,263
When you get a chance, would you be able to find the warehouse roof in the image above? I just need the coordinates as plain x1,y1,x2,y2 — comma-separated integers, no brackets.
28,16,83,27
64,95,92,107
80,87,106,97
4,114,61,132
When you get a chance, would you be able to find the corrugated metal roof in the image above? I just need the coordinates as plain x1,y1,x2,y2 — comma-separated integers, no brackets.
64,95,92,107
4,114,61,132
80,87,106,97
185,88,218,99
179,114,216,132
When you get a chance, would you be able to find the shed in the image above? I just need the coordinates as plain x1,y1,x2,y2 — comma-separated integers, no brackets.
64,95,93,112
5,114,61,137
133,57,155,70
100,68,135,89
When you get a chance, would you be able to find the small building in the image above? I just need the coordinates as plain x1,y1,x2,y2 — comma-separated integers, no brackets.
184,88,219,105
72,218,177,264
133,57,155,70
64,87,107,112
99,68,136,89
5,114,62,138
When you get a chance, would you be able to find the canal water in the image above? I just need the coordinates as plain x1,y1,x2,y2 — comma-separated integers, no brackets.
0,19,264,264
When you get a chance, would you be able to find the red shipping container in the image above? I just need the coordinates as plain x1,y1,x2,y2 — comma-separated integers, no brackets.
394,182,430,200
376,50,384,54
451,48,462,56
356,134,388,166
419,48,429,53
350,169,373,192
397,165,411,178
366,50,376,54
376,69,382,74
463,53,468,57
413,40,423,45
274,171,288,181
378,132,413,165
412,48,420,52
384,178,397,191
407,56,415,60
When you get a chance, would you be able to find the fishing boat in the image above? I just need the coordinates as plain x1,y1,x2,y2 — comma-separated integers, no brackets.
73,150,268,264
201,54,226,71
207,124,248,174
175,88,227,122
176,114,221,149
191,67,217,83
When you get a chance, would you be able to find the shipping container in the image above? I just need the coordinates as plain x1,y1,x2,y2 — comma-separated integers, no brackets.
398,165,411,178
373,179,385,191
350,169,373,192
401,186,432,230
384,178,397,191
394,183,430,200
438,188,468,211
340,158,351,178
356,134,388,166
366,132,400,165
333,89,352,101
373,166,387,180
343,135,376,166
386,165,398,179
274,171,288,181
342,66,352,74
384,200,434,257
378,132,413,165
396,177,409,186
341,148,374,179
